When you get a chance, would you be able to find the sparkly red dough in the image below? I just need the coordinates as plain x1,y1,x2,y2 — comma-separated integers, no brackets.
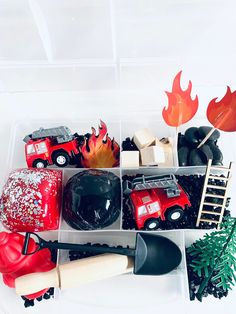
0,168,62,232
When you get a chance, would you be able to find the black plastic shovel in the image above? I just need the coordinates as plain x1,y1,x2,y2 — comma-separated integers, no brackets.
23,232,182,275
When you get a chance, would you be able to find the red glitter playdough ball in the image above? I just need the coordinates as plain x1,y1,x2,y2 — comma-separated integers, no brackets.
0,168,62,232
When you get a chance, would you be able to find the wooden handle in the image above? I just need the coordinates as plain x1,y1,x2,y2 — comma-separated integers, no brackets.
15,267,59,296
15,254,133,296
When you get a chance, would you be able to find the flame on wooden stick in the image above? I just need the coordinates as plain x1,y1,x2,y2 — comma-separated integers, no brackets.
162,71,199,127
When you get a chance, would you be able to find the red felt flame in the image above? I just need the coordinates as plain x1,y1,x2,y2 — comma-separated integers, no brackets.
162,71,199,127
207,86,236,132
80,120,120,168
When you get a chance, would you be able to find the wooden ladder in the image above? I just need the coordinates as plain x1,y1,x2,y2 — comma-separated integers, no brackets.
196,159,233,229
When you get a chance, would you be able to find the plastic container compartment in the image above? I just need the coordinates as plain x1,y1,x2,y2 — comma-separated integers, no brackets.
60,167,122,231
57,230,189,309
7,119,121,170
121,116,178,168
178,119,236,168
1,114,236,307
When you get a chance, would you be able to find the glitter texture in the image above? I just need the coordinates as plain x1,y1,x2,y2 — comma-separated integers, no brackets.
0,169,62,232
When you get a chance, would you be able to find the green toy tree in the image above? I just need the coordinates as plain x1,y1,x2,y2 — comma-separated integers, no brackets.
187,217,236,301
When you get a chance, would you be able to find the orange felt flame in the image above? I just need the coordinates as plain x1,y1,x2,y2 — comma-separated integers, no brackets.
207,86,236,132
162,71,199,127
80,120,120,168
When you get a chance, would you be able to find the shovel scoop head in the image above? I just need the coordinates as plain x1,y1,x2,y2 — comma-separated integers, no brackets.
134,233,182,275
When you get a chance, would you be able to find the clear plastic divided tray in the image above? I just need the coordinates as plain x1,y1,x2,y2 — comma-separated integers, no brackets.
0,115,235,309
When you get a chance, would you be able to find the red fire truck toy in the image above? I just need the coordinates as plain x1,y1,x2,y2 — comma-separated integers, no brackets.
124,174,191,230
23,126,80,168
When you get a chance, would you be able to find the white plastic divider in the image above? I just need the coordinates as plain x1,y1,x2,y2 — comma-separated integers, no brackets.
119,120,123,230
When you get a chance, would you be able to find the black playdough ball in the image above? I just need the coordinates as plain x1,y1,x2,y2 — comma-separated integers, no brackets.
63,169,121,230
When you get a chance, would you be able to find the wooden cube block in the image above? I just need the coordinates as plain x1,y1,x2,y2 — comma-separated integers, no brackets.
155,137,162,145
133,128,155,150
160,146,174,167
140,146,165,166
121,151,140,168
156,137,174,167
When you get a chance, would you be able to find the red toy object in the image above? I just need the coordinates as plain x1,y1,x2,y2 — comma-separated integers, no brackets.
0,168,62,232
23,122,120,169
24,126,80,168
198,86,236,148
0,232,55,299
207,86,236,132
124,174,191,230
162,71,199,127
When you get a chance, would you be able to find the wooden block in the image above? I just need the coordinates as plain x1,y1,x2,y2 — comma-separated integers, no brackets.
155,137,160,145
141,146,165,166
141,137,174,167
158,137,174,167
121,151,140,168
133,128,155,150
161,146,174,167
158,137,173,146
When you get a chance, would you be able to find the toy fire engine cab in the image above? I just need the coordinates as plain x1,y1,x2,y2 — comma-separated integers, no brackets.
124,174,191,230
24,126,80,168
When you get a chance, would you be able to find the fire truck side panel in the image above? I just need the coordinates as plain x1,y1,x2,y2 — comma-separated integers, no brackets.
130,190,162,229
152,184,191,221
25,139,52,167
49,139,79,158
25,138,79,167
130,184,191,229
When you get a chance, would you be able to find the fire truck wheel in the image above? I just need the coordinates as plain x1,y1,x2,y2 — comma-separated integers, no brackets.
165,206,184,222
33,159,47,168
144,218,160,230
53,151,70,167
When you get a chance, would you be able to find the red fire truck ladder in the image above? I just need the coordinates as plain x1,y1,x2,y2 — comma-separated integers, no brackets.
123,174,181,198
196,159,233,229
